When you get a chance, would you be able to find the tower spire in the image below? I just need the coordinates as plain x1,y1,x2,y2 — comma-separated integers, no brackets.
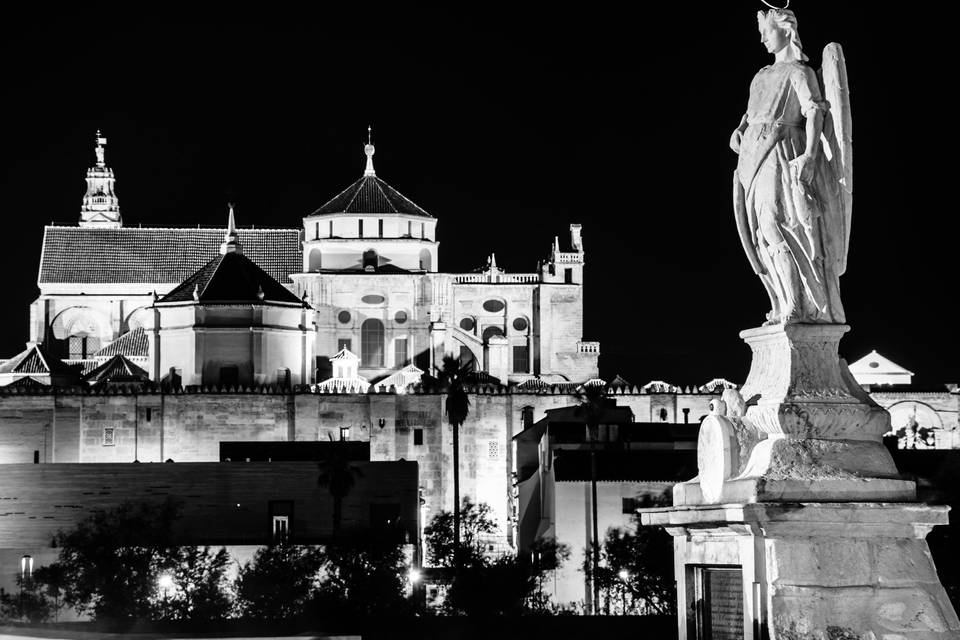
80,130,122,228
220,203,242,254
364,126,376,177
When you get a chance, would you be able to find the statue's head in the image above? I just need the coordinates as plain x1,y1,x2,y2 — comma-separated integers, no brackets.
757,9,808,62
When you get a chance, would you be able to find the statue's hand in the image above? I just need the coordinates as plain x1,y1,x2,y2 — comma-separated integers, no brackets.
729,129,743,154
789,153,816,185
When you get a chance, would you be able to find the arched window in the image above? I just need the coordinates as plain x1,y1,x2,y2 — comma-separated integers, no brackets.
363,249,378,270
308,248,323,272
361,319,384,367
419,248,432,271
482,326,505,343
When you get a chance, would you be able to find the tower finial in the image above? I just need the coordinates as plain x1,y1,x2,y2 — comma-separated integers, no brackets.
364,126,376,177
94,131,107,166
220,203,242,254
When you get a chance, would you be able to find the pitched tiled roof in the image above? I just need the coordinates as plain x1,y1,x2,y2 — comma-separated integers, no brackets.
311,175,432,218
84,354,151,384
5,376,48,389
0,345,73,375
160,252,306,305
95,327,148,359
39,226,302,285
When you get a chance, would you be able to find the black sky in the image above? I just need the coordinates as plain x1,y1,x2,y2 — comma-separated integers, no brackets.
1,6,956,386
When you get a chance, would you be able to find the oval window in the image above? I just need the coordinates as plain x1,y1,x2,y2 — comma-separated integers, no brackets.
482,299,505,313
337,310,351,324
459,317,475,331
361,294,386,305
395,310,408,324
512,317,528,332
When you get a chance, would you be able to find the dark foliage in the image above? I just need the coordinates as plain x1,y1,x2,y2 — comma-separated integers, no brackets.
581,515,676,615
314,533,413,618
234,543,324,620
423,498,496,568
156,546,233,621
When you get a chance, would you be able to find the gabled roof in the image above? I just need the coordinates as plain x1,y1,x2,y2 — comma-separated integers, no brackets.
310,175,432,218
159,252,305,305
0,344,74,375
329,348,359,361
4,376,48,389
94,327,148,359
642,380,681,393
374,364,425,391
699,378,739,393
39,226,302,285
84,354,151,384
848,350,915,377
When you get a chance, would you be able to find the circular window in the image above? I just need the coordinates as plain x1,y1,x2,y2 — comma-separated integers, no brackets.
361,294,385,305
869,361,879,369
395,310,408,324
337,310,351,324
483,299,505,313
512,317,528,332
459,317,475,331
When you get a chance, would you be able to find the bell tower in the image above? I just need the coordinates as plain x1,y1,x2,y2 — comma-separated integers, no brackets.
79,131,122,228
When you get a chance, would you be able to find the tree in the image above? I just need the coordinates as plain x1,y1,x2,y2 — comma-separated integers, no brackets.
424,497,496,568
317,442,364,538
581,515,676,615
574,381,608,614
234,543,324,620
156,546,233,621
314,533,412,618
439,355,471,561
0,577,57,623
39,499,181,620
526,537,572,613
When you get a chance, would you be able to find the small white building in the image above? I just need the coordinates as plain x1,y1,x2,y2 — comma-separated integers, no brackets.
848,350,914,387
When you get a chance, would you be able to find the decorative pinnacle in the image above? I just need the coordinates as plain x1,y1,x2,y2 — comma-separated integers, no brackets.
220,203,242,254
364,126,376,177
94,130,107,166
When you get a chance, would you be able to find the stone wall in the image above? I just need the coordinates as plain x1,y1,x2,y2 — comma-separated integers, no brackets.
0,387,722,547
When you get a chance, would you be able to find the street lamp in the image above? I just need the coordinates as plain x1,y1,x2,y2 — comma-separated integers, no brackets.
618,569,630,615
157,573,175,615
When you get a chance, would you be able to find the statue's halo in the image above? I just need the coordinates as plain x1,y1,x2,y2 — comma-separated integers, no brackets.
760,0,790,9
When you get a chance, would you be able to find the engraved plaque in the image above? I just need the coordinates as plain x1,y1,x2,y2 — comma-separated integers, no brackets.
698,567,743,640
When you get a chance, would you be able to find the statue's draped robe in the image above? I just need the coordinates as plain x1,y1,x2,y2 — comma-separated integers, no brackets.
735,61,845,323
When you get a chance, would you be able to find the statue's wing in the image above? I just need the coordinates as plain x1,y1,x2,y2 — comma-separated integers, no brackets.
820,43,853,274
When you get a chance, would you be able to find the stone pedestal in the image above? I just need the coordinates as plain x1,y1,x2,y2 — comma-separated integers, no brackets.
675,325,915,505
642,503,959,640
641,324,959,638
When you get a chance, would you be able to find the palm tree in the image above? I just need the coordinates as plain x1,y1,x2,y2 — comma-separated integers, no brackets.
439,355,471,562
317,439,364,539
574,381,608,615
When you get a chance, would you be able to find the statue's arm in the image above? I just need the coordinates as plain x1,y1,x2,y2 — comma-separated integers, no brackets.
729,113,748,154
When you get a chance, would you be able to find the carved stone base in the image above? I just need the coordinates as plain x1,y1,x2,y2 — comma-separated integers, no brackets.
641,502,960,640
680,324,915,504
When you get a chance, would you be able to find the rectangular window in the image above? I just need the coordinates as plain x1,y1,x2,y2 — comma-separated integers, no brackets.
145,407,152,422
512,345,529,373
413,428,423,446
407,220,412,237
220,366,239,386
272,515,289,541
338,338,352,352
420,222,425,239
69,336,100,359
394,338,408,367
378,219,384,238
359,219,364,237
315,222,319,240
329,220,334,237
102,427,116,447
564,268,573,284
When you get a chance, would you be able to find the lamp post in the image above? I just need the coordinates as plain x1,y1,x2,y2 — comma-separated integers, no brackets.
157,573,175,617
618,569,630,615
19,555,32,621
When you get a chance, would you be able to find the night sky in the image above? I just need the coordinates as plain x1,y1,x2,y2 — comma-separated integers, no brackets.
1,6,956,387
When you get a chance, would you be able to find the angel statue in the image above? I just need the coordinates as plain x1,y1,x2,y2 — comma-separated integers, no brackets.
730,8,852,325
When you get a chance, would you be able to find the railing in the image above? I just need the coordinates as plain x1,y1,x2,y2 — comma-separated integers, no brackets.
554,252,582,264
577,341,600,354
452,273,540,284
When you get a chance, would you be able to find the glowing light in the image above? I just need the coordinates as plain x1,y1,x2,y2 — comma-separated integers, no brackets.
618,569,630,581
408,568,421,584
158,573,175,591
